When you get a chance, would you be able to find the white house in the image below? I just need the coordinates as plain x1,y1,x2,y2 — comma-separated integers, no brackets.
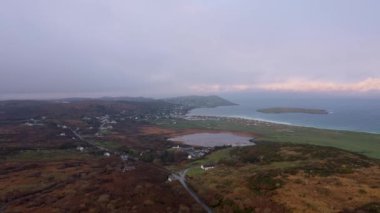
76,146,84,152
201,164,215,171
120,155,129,161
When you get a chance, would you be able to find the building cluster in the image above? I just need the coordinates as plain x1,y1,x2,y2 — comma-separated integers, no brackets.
95,114,117,137
24,117,45,127
172,145,213,160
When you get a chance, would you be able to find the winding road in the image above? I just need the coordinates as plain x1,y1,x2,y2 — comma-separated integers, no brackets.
71,126,211,212
69,128,109,152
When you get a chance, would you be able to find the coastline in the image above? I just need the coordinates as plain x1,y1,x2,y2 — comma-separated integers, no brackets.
184,114,380,135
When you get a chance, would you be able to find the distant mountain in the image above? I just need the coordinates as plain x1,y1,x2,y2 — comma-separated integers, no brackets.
162,95,237,108
57,95,237,109
56,96,156,103
99,96,155,102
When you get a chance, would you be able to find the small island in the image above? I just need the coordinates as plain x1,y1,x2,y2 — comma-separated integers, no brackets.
257,107,329,114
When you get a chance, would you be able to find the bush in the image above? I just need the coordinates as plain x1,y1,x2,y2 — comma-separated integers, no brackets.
248,172,283,194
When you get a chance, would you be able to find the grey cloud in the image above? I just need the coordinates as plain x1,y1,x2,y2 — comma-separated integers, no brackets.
1,0,380,97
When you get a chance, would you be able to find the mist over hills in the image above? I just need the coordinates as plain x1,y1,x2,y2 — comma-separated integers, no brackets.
25,95,238,109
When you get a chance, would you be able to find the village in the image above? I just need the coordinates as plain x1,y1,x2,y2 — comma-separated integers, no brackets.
19,102,221,178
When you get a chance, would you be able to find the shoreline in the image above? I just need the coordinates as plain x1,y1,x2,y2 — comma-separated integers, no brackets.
184,115,380,135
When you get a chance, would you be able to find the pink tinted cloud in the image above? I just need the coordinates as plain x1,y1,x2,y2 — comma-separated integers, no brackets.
189,84,255,93
190,78,380,93
258,78,380,92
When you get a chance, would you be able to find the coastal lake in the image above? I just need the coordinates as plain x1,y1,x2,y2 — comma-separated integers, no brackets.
169,133,254,147
188,97,380,133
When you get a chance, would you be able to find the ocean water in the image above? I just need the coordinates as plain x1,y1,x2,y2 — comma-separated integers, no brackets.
188,97,380,134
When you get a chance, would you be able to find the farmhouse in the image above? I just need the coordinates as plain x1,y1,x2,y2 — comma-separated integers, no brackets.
201,164,215,171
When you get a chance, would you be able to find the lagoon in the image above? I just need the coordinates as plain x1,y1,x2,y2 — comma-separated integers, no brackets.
169,133,254,147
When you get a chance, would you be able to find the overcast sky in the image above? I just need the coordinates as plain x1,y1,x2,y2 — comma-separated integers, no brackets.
1,0,380,98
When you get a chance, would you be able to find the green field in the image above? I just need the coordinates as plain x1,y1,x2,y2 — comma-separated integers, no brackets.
92,140,124,150
186,147,234,177
155,118,380,159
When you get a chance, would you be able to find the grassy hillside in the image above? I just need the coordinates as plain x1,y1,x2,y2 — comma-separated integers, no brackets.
183,142,380,213
155,117,380,159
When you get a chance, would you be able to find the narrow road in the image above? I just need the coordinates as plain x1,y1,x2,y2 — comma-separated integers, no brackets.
171,169,213,213
69,128,109,152
70,127,210,212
